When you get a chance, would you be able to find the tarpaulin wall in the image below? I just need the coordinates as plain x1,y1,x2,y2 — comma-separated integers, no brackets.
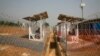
79,22,100,35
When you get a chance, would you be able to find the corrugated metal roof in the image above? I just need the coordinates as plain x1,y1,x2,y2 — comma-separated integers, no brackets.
23,11,48,21
58,14,84,22
79,18,100,24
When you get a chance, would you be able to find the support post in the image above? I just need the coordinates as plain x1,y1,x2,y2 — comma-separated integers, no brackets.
66,22,70,36
40,18,43,41
29,24,32,40
76,24,79,42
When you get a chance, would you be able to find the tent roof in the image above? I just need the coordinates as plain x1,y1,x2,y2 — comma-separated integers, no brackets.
23,16,34,21
23,11,48,21
79,18,100,24
58,14,84,22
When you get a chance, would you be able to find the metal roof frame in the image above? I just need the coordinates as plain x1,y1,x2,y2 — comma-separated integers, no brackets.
23,11,48,21
58,14,84,22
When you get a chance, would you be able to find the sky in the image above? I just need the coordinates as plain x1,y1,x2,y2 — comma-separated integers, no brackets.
0,0,100,26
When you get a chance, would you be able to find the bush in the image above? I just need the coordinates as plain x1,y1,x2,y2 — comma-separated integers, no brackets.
0,20,20,26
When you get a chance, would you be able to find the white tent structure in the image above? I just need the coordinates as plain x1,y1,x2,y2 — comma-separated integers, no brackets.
23,11,49,41
57,14,83,43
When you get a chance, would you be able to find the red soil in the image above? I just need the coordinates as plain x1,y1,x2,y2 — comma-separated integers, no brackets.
0,25,28,36
0,44,39,56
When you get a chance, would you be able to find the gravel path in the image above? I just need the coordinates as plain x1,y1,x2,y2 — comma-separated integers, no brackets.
0,35,44,52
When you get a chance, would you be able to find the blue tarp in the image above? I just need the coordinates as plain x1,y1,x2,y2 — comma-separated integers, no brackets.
79,22,100,35
93,23,100,34
94,23,100,30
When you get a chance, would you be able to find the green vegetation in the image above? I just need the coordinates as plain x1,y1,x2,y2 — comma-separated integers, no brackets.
0,20,21,26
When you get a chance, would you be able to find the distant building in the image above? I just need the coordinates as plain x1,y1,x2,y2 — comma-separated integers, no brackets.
78,18,100,42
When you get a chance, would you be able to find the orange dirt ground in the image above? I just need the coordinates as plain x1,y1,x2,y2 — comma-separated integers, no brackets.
0,26,44,56
0,44,39,56
0,25,28,36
